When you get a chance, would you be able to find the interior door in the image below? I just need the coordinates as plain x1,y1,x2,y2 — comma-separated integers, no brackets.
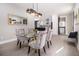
58,16,66,35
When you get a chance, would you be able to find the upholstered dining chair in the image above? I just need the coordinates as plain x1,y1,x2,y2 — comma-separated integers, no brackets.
45,26,50,48
16,29,25,36
16,36,29,48
27,30,47,56
16,29,29,48
48,30,53,45
46,30,51,48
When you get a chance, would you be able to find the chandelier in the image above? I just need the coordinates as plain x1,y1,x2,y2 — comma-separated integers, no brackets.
26,4,42,17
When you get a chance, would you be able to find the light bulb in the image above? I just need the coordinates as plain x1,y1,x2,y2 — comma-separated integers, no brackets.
31,13,35,16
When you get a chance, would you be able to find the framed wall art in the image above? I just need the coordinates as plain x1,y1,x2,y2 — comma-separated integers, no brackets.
8,14,27,25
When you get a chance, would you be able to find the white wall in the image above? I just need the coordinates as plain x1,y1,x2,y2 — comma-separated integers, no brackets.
74,3,79,31
52,15,58,35
26,13,35,28
0,4,29,42
66,12,74,35
74,3,79,50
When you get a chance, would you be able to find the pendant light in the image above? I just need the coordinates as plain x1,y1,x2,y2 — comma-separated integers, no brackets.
26,3,42,17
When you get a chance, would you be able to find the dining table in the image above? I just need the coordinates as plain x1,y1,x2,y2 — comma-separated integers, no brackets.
26,29,38,43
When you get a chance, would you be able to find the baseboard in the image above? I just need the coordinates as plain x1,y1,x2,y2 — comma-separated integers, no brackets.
0,38,17,45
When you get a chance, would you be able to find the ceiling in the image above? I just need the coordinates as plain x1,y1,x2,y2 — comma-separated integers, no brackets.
9,3,75,15
38,3,74,15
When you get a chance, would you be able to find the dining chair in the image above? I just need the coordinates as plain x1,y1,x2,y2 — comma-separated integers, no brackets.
16,29,29,48
16,29,25,36
48,30,53,45
27,30,47,56
46,28,53,48
16,36,29,48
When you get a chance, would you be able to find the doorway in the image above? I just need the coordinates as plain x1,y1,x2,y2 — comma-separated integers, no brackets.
58,16,66,35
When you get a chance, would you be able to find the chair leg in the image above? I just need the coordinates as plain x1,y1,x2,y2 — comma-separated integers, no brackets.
43,47,46,53
28,39,30,43
17,40,19,46
19,42,22,48
47,41,50,48
38,49,40,56
50,41,52,45
28,46,30,54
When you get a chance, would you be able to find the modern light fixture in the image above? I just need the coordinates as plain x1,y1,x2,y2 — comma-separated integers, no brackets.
26,4,42,17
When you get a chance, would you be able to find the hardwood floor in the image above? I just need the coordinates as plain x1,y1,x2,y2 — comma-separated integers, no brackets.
0,35,79,56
